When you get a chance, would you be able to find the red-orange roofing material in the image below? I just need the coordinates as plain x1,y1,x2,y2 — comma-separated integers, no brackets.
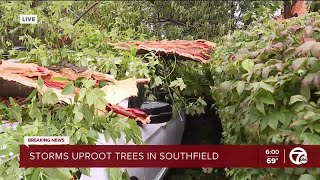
106,39,216,63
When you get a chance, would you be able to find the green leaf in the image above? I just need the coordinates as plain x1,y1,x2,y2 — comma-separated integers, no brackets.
82,79,96,88
79,168,90,177
0,102,6,109
26,89,37,101
122,169,130,180
291,119,308,127
42,168,71,180
300,85,311,101
29,108,42,121
81,135,88,144
299,174,316,180
313,124,320,134
307,168,320,175
42,90,59,105
62,82,75,95
289,95,307,105
259,82,274,93
284,168,294,175
153,76,163,87
37,76,44,92
308,57,320,72
261,111,281,131
256,100,265,114
242,13,251,21
73,107,84,123
170,78,186,91
260,116,268,132
108,168,122,180
87,129,97,139
219,81,232,92
30,168,40,180
75,128,88,141
304,111,316,120
16,51,27,59
81,104,94,122
128,119,142,143
85,88,106,110
279,111,292,127
301,133,320,145
61,48,67,58
103,129,111,142
294,168,307,175
236,81,246,95
292,57,307,71
268,113,278,130
51,77,69,82
78,88,86,101
7,104,22,123
257,91,275,105
241,59,254,72
57,168,72,179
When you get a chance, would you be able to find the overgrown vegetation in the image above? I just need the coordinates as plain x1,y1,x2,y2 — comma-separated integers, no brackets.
211,12,320,179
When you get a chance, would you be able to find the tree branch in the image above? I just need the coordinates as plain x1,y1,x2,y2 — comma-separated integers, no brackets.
73,1,99,26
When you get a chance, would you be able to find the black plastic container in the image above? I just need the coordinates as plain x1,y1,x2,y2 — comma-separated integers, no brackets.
139,101,172,124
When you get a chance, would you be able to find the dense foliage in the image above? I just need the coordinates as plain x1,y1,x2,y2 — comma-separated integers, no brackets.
78,1,282,40
1,1,318,180
211,12,320,179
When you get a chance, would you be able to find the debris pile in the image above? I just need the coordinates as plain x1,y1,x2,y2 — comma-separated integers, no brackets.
0,60,151,124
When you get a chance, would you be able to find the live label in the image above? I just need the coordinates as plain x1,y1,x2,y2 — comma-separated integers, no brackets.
20,15,37,24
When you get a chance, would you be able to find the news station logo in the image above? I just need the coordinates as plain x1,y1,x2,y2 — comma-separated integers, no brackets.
289,147,308,165
20,15,37,24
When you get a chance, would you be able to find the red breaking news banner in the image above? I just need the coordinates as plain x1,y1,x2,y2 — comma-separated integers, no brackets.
20,145,317,168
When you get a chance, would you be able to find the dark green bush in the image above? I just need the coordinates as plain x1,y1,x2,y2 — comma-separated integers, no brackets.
211,12,320,179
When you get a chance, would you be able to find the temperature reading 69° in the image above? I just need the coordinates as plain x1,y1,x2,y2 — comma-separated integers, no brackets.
265,149,280,164
266,157,279,164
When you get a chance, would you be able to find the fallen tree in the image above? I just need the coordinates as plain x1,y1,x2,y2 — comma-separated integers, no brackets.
106,39,216,63
0,60,151,124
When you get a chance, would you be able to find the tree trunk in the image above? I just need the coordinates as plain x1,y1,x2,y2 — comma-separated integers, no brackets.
283,0,292,19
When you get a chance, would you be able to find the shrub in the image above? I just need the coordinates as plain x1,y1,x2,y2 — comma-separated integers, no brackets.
211,12,320,179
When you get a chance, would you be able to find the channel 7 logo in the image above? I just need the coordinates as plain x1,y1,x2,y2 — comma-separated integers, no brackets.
289,147,308,165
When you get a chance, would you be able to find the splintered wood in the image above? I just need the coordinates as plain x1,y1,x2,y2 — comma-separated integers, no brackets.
274,1,307,21
106,39,216,63
0,60,151,124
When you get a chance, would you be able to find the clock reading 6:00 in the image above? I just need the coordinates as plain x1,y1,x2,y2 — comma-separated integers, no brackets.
265,149,279,155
